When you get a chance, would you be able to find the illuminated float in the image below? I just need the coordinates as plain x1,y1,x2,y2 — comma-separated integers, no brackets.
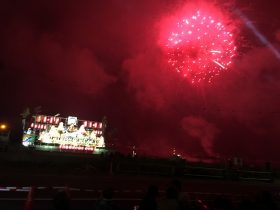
22,114,106,153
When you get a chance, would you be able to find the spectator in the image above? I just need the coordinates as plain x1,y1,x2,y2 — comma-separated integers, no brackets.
171,179,191,209
53,190,71,210
238,198,256,210
95,188,118,210
158,186,179,210
139,184,159,210
213,196,232,210
255,191,278,210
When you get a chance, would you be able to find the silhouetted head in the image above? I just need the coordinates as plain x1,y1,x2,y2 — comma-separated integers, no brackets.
102,188,114,199
147,184,159,197
171,179,182,192
239,198,255,210
213,196,232,210
53,191,70,210
166,186,178,199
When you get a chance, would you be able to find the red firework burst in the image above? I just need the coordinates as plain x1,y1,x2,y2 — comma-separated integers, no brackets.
165,10,236,83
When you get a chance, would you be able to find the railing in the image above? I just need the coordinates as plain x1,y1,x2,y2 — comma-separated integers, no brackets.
115,161,274,182
116,162,175,176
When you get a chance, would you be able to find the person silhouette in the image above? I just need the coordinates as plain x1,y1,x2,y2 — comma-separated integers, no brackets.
53,190,70,210
95,188,118,210
138,184,159,210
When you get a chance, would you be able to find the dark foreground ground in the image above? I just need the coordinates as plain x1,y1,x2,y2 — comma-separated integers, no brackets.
1,174,280,210
0,147,279,209
1,173,280,209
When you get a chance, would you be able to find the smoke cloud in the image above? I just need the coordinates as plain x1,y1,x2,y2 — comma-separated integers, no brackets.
1,0,280,162
181,116,219,157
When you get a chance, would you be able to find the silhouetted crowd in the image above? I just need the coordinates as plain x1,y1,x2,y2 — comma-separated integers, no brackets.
52,179,279,210
137,180,279,210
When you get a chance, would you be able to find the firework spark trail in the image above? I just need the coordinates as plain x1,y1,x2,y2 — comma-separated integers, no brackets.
164,9,237,84
212,59,225,69
209,50,221,53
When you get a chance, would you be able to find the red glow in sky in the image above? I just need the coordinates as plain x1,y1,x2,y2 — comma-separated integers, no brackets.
2,0,280,161
162,9,237,84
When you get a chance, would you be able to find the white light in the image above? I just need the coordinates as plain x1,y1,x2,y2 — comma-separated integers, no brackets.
209,50,221,54
212,60,225,69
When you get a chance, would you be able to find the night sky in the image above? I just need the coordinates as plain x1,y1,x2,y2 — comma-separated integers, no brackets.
1,0,280,162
